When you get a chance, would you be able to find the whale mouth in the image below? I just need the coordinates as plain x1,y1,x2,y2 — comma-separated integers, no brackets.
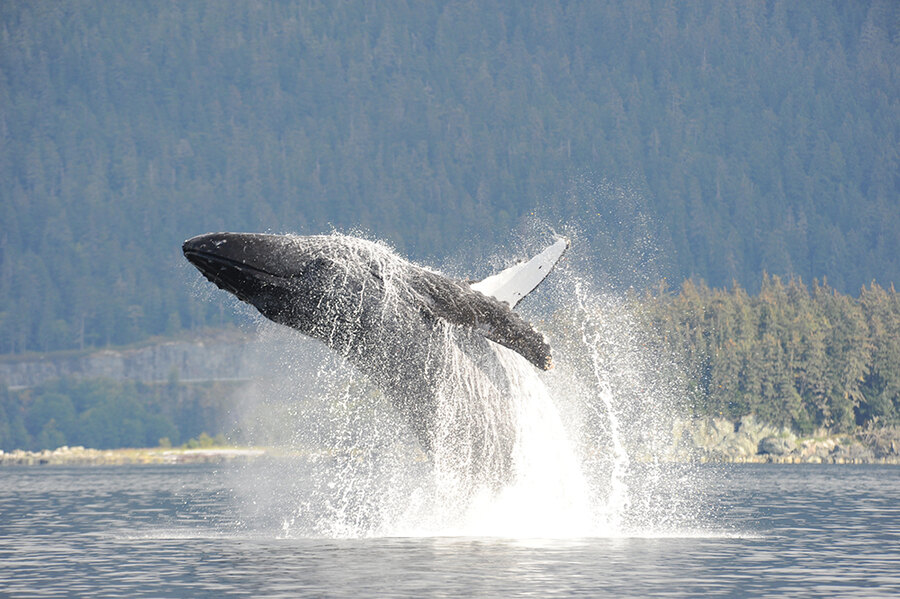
183,247,279,300
183,247,272,276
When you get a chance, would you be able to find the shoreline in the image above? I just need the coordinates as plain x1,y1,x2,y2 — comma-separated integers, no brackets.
1,444,898,467
0,446,266,467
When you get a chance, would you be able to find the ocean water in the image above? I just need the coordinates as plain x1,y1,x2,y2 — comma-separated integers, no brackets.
1,463,898,598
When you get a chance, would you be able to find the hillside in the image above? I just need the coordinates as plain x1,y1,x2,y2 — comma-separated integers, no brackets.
2,1,898,354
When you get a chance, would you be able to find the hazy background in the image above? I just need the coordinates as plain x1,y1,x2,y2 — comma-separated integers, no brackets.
2,1,898,355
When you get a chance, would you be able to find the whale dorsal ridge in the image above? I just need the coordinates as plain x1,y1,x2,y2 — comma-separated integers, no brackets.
470,237,569,308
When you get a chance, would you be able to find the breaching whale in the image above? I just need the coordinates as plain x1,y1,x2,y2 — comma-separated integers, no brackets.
183,232,567,482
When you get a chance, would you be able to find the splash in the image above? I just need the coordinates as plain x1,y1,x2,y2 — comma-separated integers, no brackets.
574,280,630,530
228,232,704,539
392,343,595,537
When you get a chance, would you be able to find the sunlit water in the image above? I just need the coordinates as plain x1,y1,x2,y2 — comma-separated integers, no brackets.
1,464,898,597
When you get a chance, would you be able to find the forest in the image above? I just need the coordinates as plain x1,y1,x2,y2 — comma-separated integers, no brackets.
0,376,242,452
636,276,900,434
3,275,899,452
2,1,899,355
1,2,899,450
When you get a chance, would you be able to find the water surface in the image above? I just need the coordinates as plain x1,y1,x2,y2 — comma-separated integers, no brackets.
1,464,898,597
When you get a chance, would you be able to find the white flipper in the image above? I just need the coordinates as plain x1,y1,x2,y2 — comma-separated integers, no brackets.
471,238,569,308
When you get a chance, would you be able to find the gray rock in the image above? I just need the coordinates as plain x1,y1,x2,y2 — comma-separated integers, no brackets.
832,442,875,462
711,418,736,438
716,431,757,458
758,436,797,456
737,415,767,439
864,432,900,459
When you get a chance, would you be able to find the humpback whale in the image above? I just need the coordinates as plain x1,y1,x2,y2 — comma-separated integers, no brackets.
183,232,567,482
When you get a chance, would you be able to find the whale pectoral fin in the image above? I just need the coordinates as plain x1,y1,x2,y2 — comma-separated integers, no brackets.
481,314,553,370
415,271,554,370
470,237,568,308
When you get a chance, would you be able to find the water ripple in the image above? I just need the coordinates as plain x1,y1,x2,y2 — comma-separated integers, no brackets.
1,464,899,597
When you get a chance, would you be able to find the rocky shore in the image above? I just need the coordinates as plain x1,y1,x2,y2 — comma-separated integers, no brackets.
673,417,900,464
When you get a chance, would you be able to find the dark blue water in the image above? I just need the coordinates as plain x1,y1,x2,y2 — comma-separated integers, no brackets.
1,464,898,597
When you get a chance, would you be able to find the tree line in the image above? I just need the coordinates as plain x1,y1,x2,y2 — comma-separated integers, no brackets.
636,276,900,434
0,377,241,452
4,274,898,452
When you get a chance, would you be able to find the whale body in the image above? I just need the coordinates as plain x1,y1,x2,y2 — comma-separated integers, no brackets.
183,232,567,481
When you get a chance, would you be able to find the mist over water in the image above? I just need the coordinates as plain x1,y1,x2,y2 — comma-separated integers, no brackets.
228,228,707,540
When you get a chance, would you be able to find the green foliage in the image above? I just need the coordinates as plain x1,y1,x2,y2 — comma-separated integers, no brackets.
638,277,900,432
1,1,899,354
0,378,237,451
182,432,227,449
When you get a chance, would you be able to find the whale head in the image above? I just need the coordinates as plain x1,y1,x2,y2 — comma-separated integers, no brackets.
183,232,360,333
